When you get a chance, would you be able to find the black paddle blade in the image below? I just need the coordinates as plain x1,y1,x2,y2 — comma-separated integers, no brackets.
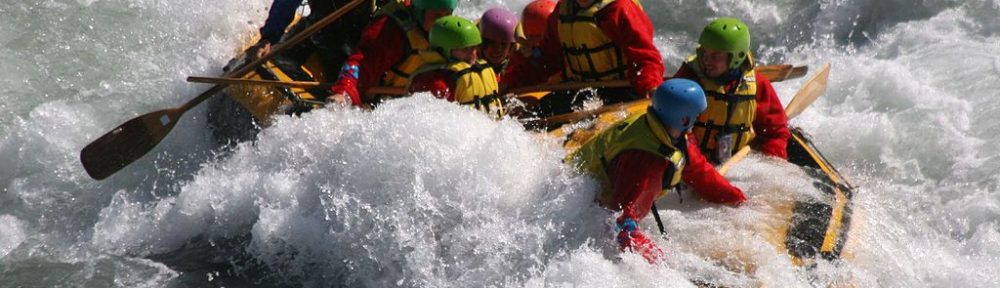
81,108,181,180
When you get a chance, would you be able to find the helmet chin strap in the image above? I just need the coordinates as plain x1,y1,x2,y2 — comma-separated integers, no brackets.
713,68,743,84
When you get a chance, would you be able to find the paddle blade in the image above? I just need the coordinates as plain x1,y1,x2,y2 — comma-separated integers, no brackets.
784,63,831,119
785,66,809,81
81,108,183,180
757,65,809,83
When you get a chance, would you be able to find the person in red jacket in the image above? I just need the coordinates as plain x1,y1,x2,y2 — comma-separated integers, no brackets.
672,17,790,164
568,79,746,263
502,0,664,117
327,0,458,107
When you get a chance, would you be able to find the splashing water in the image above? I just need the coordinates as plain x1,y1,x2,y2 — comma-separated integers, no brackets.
2,0,1000,287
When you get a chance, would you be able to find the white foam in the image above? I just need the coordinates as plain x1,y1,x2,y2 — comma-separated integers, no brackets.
6,0,1000,286
0,215,27,259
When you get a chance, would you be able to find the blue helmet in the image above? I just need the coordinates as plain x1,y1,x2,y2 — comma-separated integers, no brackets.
651,79,708,131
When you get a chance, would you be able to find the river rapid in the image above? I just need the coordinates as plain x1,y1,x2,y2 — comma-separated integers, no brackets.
1,0,999,287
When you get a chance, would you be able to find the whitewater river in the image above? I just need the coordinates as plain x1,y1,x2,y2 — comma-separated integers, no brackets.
2,0,999,287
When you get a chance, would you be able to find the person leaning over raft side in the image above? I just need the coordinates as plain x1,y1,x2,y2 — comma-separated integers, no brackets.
326,0,458,107
248,0,381,78
673,17,790,164
476,8,519,75
567,79,747,263
408,16,505,119
502,0,664,117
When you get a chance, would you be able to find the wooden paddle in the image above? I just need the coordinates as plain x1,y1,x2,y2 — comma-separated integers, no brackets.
756,64,809,82
185,76,409,98
507,64,806,96
186,76,333,89
530,64,815,129
717,63,831,176
80,0,369,180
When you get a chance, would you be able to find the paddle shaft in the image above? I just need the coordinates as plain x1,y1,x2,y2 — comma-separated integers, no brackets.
187,76,332,89
534,65,810,129
506,64,805,96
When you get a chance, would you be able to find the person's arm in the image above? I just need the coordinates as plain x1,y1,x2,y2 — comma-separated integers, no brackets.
259,0,305,44
409,70,454,101
751,75,790,159
604,150,668,263
330,16,406,106
598,0,664,96
682,134,747,205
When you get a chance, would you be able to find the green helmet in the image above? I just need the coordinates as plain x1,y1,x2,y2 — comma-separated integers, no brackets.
698,17,751,70
412,0,459,23
429,16,481,57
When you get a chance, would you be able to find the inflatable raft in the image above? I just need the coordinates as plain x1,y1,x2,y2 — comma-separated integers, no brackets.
550,96,856,270
205,45,329,145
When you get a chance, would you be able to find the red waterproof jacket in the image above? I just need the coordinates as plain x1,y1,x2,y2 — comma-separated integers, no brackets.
330,16,410,106
606,133,746,222
673,65,790,159
502,0,663,95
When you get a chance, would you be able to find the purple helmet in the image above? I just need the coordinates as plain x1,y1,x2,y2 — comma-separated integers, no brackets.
479,8,518,43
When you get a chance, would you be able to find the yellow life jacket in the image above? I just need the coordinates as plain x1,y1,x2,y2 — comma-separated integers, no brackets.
445,60,505,119
568,110,686,205
684,54,758,164
555,0,639,81
376,0,446,89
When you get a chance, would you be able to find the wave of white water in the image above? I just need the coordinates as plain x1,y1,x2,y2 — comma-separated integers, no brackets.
2,0,999,287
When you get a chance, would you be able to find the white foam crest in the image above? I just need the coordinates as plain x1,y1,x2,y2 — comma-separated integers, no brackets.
842,181,1000,287
0,215,28,259
94,96,618,286
779,8,999,187
1,0,272,247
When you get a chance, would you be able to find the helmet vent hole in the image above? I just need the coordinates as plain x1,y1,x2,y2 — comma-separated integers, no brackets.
722,24,728,29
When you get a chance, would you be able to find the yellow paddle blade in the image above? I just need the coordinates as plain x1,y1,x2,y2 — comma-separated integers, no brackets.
784,63,831,119
757,64,809,82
